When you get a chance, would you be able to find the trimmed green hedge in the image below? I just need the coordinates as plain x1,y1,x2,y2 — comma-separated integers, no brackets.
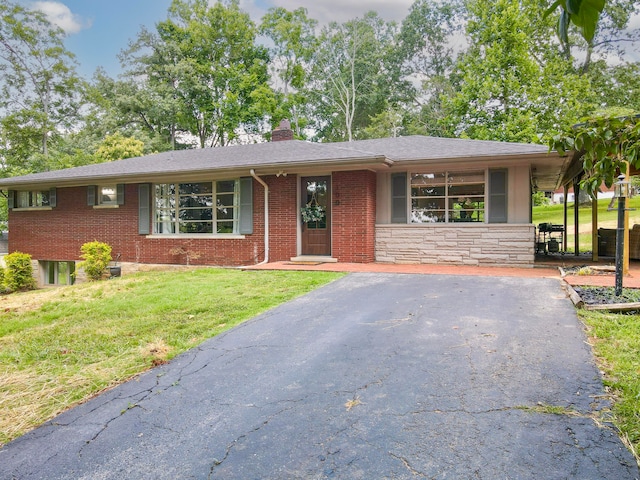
3,252,36,292
77,241,112,281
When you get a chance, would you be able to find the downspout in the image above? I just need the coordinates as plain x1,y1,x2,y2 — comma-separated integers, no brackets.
250,169,269,265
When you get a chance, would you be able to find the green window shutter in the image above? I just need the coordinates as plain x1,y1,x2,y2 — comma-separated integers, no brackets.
138,184,151,235
49,188,57,207
391,173,407,223
488,169,508,223
87,185,96,206
239,177,253,234
117,184,125,205
7,190,15,209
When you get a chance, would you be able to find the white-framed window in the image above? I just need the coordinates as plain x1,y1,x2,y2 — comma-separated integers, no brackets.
16,190,52,208
411,171,486,223
41,261,75,286
154,180,239,234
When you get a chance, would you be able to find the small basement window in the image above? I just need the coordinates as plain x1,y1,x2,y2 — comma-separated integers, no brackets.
42,261,75,286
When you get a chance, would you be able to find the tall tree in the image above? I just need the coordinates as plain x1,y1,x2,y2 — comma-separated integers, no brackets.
446,0,543,141
122,0,274,147
95,133,145,161
83,68,177,154
0,1,82,163
259,7,318,137
310,12,397,142
444,0,596,143
119,24,186,150
395,0,464,137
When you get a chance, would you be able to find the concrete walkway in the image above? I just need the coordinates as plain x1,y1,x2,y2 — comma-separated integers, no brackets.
0,273,638,479
246,260,561,278
246,257,640,288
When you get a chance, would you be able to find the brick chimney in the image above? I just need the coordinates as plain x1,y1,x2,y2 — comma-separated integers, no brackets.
271,119,294,142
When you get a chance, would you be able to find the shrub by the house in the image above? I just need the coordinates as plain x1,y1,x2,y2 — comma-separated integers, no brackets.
77,241,112,281
0,265,5,293
3,252,36,292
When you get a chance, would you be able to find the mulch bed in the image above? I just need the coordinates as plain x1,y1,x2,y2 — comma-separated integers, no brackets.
563,282,640,314
561,265,640,312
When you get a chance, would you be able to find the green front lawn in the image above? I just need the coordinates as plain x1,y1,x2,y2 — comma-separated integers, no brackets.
0,268,343,446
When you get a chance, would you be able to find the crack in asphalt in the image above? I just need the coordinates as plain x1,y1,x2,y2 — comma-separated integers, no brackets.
389,451,430,478
71,349,209,455
4,275,638,479
207,405,299,479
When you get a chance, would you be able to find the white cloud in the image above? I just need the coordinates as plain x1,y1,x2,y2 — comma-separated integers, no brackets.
621,12,640,62
31,1,92,34
628,11,640,30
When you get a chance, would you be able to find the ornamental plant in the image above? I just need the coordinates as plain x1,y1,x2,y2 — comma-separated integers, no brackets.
77,241,112,281
301,204,325,223
3,252,36,292
0,264,6,293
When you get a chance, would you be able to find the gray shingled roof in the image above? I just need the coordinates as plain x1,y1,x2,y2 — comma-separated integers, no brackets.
0,135,557,189
332,136,549,161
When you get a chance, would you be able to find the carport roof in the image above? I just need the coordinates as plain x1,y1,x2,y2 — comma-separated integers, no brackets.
0,135,565,190
332,135,550,160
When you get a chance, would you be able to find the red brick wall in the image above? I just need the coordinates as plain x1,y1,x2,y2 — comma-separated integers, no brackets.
9,185,145,263
331,170,376,263
7,172,375,266
267,175,298,261
8,179,297,267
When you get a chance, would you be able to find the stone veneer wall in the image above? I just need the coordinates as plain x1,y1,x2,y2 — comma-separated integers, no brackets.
375,224,535,267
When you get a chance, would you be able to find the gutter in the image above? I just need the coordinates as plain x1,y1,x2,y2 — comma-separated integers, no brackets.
250,169,269,266
0,156,391,191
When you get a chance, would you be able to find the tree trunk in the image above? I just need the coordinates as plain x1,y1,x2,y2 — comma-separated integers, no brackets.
581,44,593,75
42,131,48,158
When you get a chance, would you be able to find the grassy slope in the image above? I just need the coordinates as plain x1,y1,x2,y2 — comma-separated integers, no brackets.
0,269,344,446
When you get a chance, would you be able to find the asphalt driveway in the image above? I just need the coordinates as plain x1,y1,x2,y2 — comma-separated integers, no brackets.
1,273,638,479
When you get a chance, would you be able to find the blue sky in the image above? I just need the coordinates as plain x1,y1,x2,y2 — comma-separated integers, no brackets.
15,1,640,79
15,0,415,79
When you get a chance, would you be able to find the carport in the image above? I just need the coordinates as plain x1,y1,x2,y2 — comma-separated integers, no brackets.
558,152,638,271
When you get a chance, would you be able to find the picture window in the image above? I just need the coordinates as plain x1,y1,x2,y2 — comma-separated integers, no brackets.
154,180,239,234
411,171,486,223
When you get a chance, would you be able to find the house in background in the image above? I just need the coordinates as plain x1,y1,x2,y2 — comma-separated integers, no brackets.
0,122,568,285
552,184,616,204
